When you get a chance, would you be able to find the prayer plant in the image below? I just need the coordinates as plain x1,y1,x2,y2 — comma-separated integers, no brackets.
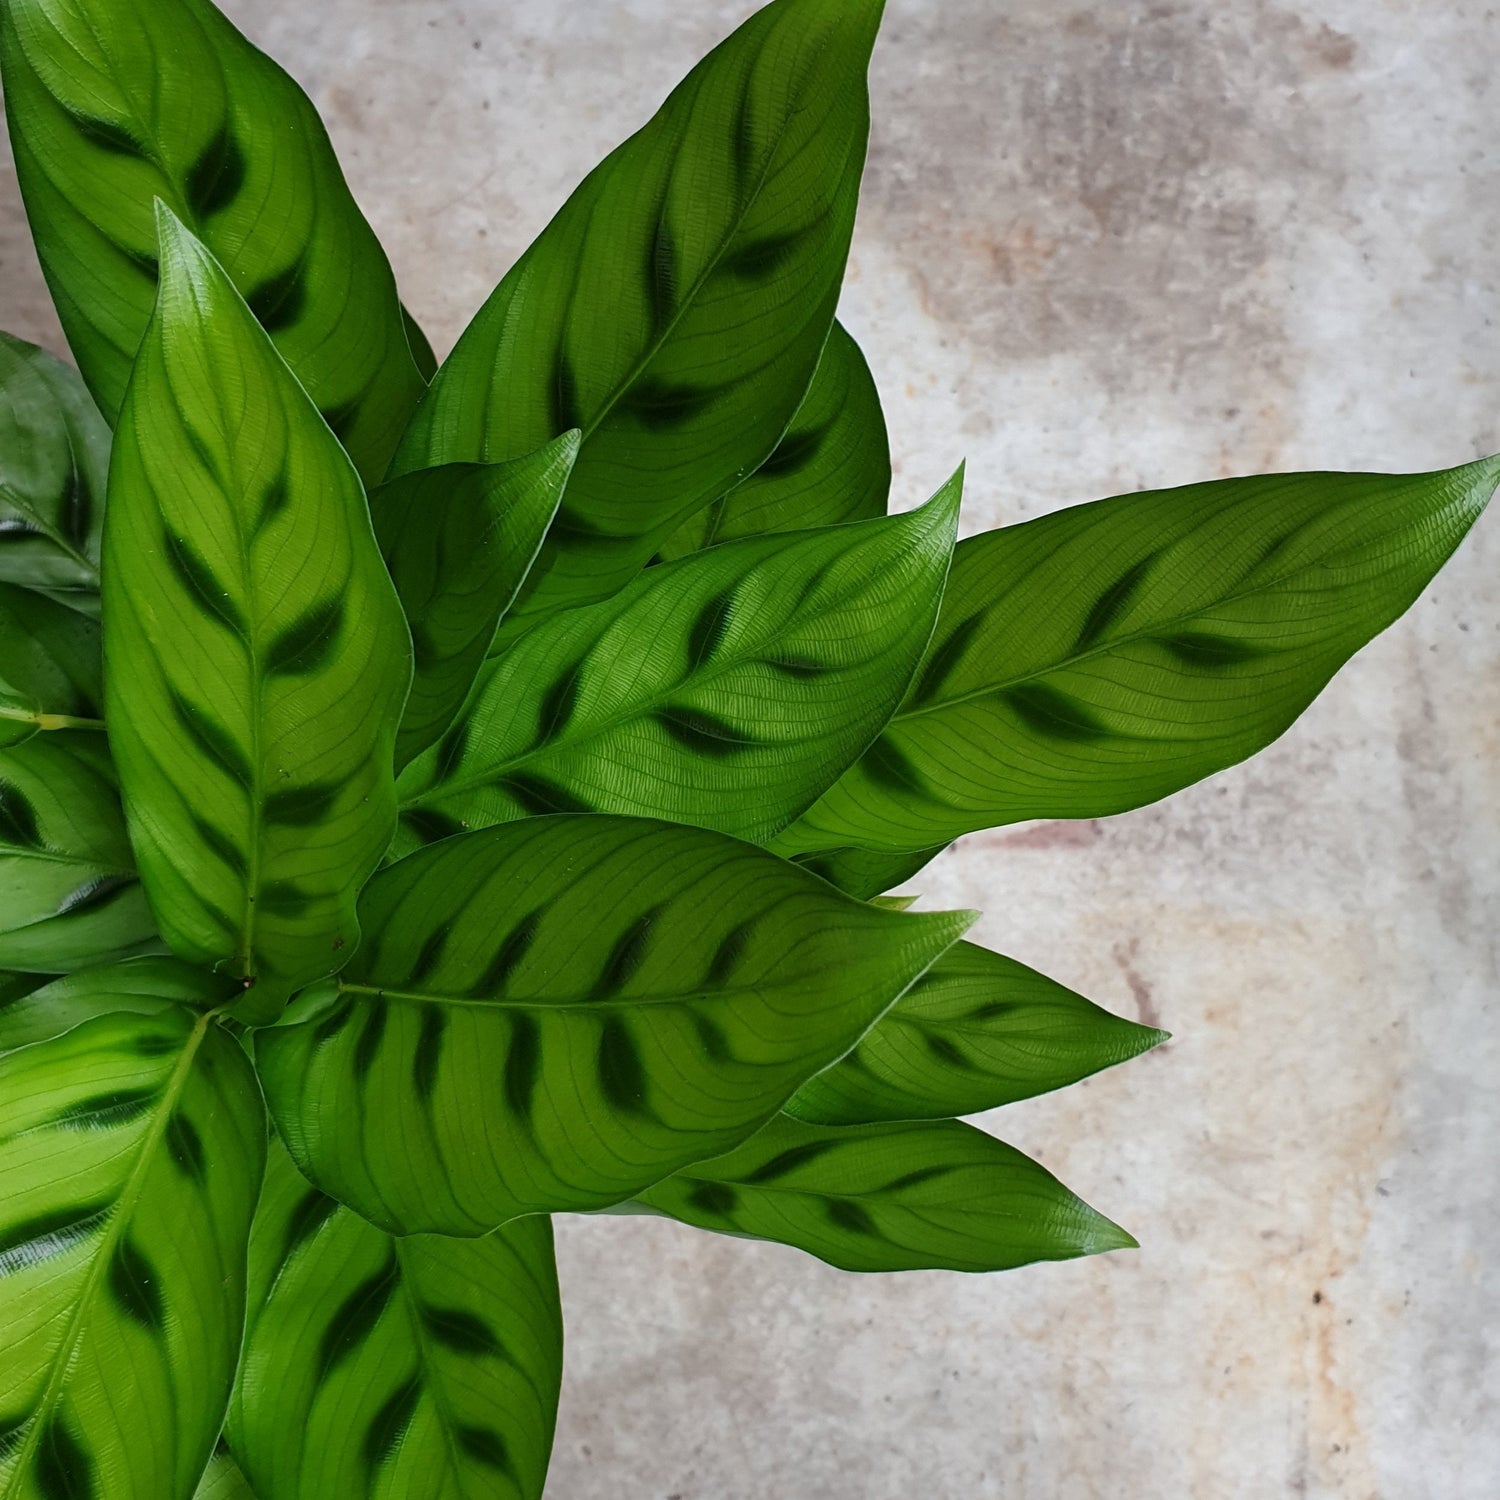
0,0,1491,1496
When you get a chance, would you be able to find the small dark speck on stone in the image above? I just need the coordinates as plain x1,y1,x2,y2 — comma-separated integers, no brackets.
1312,1290,1323,1304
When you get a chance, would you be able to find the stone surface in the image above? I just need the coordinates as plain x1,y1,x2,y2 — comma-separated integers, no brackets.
3,2,1496,1496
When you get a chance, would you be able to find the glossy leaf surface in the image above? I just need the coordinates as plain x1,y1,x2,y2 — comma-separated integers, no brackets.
634,1115,1134,1273
231,1141,561,1500
395,476,959,852
370,435,578,770
0,0,424,480
259,817,972,1234
0,957,232,1055
0,333,108,608
0,1008,265,1500
396,0,883,632
786,940,1165,1125
193,1448,260,1500
775,460,1500,854
0,734,159,973
655,322,890,562
101,211,410,1006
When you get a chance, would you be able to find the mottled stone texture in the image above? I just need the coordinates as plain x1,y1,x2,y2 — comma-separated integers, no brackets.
3,2,1495,1495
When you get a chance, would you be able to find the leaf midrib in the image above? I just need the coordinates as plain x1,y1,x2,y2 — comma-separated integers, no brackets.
2,1012,212,1498
338,977,772,1014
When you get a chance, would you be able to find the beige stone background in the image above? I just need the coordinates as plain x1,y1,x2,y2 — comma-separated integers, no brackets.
4,1,1497,1496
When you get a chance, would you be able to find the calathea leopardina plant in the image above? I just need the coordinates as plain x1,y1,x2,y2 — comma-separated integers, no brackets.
0,0,1490,1494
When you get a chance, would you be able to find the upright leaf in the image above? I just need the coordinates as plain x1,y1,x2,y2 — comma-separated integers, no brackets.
101,209,411,1010
395,475,960,853
0,333,108,609
370,434,579,770
395,0,885,632
0,1008,266,1500
0,733,160,973
0,0,424,480
774,460,1500,854
786,940,1165,1125
655,322,890,562
633,1115,1134,1273
258,817,972,1235
230,1141,561,1500
0,582,104,747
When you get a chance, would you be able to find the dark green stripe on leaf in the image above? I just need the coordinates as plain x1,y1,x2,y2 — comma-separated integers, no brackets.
362,1375,422,1470
646,215,679,333
686,1181,738,1216
402,808,466,845
550,347,581,435
34,1412,95,1500
533,662,583,747
653,705,753,757
911,613,985,707
497,772,595,816
353,1001,389,1082
53,1088,158,1131
624,378,715,430
456,1426,514,1475
0,1203,109,1275
317,1253,400,1380
108,1237,164,1329
192,814,249,880
706,921,752,986
283,1187,340,1264
63,105,147,159
1156,631,1268,668
596,1018,648,1115
756,424,824,479
162,530,247,636
59,462,92,550
827,1199,879,1236
265,781,341,826
265,597,344,676
169,687,253,787
594,909,657,997
0,780,43,849
743,1140,838,1184
413,1007,447,1103
167,1112,206,1182
246,258,309,333
688,590,735,669
1078,554,1155,649
419,1304,505,1359
53,875,135,919
1002,683,1110,743
185,125,247,219
471,911,542,997
503,1013,541,1125
862,735,926,797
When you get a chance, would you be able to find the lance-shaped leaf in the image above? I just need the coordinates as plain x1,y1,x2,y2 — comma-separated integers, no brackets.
394,475,960,853
632,1115,1134,1273
654,322,890,563
0,582,104,749
0,733,160,973
258,817,972,1235
0,1007,266,1500
101,210,411,1010
370,434,579,771
773,460,1500,855
395,0,885,633
785,940,1165,1125
229,1141,561,1500
0,333,108,609
0,957,233,1055
193,1447,261,1500
0,0,424,481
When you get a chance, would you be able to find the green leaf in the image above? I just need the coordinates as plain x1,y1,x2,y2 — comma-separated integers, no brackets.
633,1114,1134,1273
394,0,884,633
774,460,1500,854
0,733,161,973
0,957,234,1055
394,474,960,852
0,1007,266,1500
370,435,580,771
230,1140,561,1500
0,333,108,608
785,940,1165,1125
0,582,105,748
101,208,411,1011
790,843,949,901
0,0,424,481
193,1447,260,1500
258,816,972,1235
654,322,890,562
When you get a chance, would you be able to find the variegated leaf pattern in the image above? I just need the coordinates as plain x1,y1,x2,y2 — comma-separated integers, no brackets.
0,583,104,748
0,734,160,974
654,322,890,563
229,1140,561,1500
0,334,108,610
0,958,232,1056
370,434,579,771
395,0,884,634
192,1446,260,1500
101,210,410,1011
632,1115,1134,1273
258,817,972,1235
0,0,424,481
0,1007,266,1500
786,940,1166,1125
774,459,1500,855
394,476,959,853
